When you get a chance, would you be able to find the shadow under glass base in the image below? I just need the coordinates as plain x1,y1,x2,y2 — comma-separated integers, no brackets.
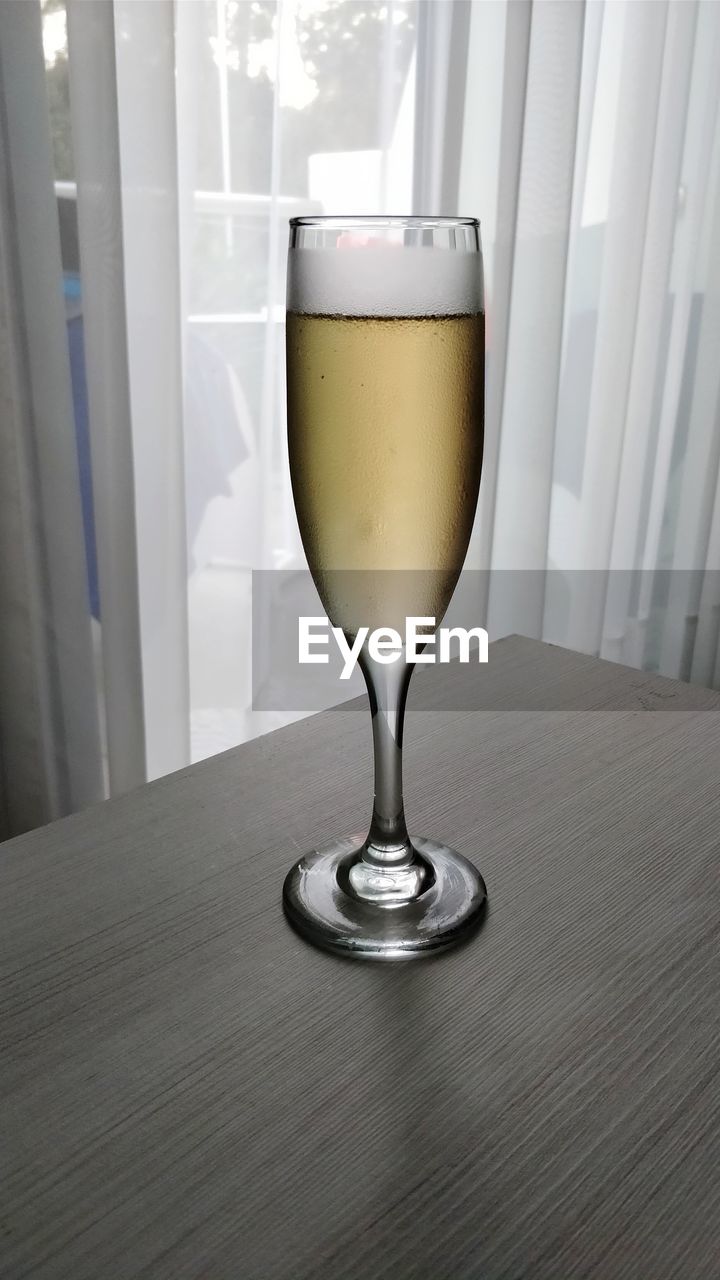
283,835,487,960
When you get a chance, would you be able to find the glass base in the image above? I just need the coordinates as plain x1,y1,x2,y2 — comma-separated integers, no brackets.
283,835,487,960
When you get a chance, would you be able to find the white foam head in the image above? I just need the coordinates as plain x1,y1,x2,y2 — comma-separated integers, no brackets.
287,242,483,317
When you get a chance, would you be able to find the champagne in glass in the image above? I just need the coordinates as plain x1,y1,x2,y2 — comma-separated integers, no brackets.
283,218,486,959
287,312,484,635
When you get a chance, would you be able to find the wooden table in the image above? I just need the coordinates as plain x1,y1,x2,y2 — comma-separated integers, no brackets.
3,636,720,1279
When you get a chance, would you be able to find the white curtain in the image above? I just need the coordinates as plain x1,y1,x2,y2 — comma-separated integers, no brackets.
1,0,719,837
0,0,103,839
463,0,720,680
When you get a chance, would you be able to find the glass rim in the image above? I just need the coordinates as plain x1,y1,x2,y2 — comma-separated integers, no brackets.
289,215,480,230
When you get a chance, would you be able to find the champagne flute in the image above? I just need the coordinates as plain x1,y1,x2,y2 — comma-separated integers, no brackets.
282,216,486,959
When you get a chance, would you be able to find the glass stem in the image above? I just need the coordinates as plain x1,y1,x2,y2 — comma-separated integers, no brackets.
348,653,427,904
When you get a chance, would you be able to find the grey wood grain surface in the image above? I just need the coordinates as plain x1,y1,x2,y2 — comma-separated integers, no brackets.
2,635,720,1279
